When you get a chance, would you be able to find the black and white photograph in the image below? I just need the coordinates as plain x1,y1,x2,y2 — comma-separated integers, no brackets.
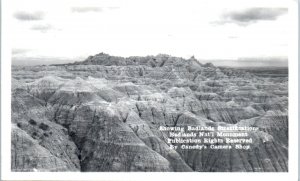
1,0,299,180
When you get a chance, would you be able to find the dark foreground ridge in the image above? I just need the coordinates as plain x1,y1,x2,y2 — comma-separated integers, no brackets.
12,53,288,172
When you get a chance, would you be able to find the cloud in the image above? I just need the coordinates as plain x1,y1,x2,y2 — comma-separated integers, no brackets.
71,7,103,13
225,8,287,22
12,48,31,55
31,24,53,33
228,36,238,39
12,56,81,66
238,56,288,62
107,7,120,10
14,11,44,21
213,8,287,26
200,56,288,67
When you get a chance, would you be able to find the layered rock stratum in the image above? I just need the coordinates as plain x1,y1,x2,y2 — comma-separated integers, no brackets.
11,53,288,172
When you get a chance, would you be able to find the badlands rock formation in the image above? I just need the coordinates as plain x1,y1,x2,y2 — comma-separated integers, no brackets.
11,53,288,172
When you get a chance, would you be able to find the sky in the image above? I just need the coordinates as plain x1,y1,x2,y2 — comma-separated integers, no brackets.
10,0,295,66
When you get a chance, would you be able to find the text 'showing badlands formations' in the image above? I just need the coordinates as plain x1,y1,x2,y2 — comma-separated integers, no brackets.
11,53,288,172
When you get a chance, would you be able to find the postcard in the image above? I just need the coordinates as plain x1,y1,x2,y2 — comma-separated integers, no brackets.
1,0,298,180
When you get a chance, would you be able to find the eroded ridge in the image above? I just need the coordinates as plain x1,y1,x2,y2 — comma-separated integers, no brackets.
12,53,288,172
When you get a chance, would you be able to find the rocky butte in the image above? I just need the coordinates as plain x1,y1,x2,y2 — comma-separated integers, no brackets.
11,53,288,172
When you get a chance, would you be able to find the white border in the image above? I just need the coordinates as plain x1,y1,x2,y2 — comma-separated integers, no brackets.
1,1,298,181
